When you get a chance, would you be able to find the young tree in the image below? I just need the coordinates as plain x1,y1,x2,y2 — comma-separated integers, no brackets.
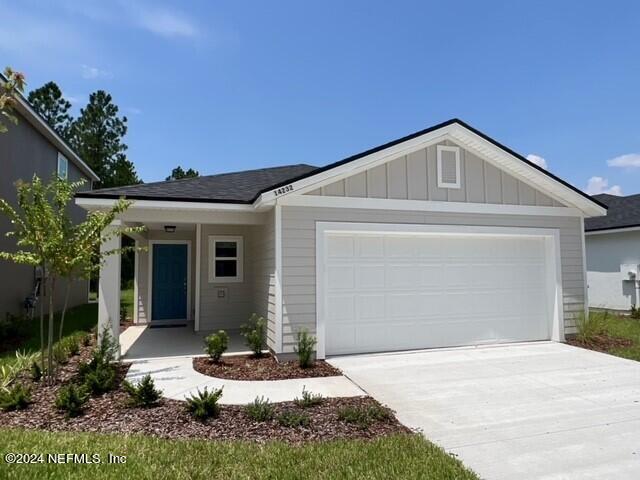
27,81,73,140
166,166,199,181
0,66,26,133
70,90,140,188
0,176,143,381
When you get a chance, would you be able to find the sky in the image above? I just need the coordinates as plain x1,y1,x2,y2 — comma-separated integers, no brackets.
1,1,639,196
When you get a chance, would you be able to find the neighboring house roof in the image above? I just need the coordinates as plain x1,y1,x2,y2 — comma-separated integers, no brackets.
0,73,100,182
585,194,640,232
76,164,318,203
76,118,606,216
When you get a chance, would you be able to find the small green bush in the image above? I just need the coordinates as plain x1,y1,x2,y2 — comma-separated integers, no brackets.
53,343,69,365
204,330,229,363
185,387,223,420
245,396,274,421
123,375,162,408
80,332,92,347
294,387,323,408
631,305,640,319
55,384,89,418
240,313,266,357
337,404,391,429
576,311,607,343
63,335,81,356
0,382,31,411
294,329,317,368
30,361,42,381
82,364,116,395
277,410,310,428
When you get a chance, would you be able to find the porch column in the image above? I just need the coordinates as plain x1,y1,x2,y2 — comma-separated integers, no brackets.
98,224,121,358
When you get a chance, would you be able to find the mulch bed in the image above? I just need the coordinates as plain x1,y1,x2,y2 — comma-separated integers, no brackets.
193,354,343,381
0,343,409,443
567,333,633,354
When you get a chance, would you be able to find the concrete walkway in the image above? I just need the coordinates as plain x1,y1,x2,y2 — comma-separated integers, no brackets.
329,342,640,480
125,356,364,404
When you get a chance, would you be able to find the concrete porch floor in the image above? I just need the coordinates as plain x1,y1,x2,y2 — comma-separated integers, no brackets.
121,324,251,360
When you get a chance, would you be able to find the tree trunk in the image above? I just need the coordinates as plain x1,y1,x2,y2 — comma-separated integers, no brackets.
58,280,71,342
47,276,56,383
39,273,44,378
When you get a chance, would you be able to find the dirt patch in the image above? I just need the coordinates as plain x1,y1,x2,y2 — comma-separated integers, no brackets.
193,354,343,381
567,334,633,354
0,344,409,443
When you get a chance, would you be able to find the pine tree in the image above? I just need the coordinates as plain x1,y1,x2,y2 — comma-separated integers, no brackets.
70,91,140,188
27,82,73,140
166,166,199,181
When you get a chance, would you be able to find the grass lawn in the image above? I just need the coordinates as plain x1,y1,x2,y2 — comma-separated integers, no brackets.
0,303,98,368
574,310,640,361
121,288,134,322
0,429,478,480
598,313,640,361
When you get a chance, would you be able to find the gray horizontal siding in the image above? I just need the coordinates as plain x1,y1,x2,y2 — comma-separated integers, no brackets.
279,206,585,353
308,140,564,207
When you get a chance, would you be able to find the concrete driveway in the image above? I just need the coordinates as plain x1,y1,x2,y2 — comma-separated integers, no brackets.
328,342,640,480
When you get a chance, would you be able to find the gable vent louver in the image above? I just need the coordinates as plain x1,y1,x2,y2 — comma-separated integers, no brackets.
437,145,461,189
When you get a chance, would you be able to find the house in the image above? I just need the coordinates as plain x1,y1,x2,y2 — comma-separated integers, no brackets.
0,82,99,317
585,193,640,311
76,119,606,359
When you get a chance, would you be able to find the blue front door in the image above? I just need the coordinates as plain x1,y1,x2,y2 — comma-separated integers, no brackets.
152,244,188,321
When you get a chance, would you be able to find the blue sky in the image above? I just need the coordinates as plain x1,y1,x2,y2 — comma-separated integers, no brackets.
1,1,639,195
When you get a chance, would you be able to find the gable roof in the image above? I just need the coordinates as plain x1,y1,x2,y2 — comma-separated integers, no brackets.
0,73,99,182
76,118,606,217
75,164,318,203
585,194,640,232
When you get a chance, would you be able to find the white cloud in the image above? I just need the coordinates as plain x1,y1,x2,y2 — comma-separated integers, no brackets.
526,154,547,169
81,64,113,80
585,176,623,196
607,153,640,168
131,7,199,38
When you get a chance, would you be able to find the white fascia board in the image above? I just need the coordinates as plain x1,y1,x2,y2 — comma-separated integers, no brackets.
585,226,640,236
255,123,605,217
75,197,256,212
278,193,584,217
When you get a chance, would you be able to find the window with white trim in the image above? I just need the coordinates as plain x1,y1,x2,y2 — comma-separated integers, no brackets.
436,145,461,189
208,236,243,283
57,153,69,180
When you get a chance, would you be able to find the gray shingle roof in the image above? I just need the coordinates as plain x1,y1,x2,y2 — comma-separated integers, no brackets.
585,194,640,232
76,164,318,204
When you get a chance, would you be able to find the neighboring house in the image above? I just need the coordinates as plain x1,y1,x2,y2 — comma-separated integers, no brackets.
76,119,606,359
585,193,640,311
0,84,99,317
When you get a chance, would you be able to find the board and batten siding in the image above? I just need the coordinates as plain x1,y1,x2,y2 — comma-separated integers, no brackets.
307,141,565,208
279,206,585,354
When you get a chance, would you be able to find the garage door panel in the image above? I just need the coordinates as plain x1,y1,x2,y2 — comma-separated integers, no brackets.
322,230,552,356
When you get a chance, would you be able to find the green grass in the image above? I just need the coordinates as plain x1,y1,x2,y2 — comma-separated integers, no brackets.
121,288,134,322
0,303,97,369
0,429,478,480
578,311,640,361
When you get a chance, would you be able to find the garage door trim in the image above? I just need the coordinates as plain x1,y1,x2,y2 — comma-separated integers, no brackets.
315,222,564,359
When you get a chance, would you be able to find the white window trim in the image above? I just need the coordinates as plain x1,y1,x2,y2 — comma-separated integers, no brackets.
436,145,461,189
57,152,69,180
208,235,244,283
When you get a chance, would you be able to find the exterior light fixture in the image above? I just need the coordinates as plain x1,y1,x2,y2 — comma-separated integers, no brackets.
164,225,176,233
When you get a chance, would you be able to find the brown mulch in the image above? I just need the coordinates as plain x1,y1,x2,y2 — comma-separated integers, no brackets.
567,333,633,354
0,344,409,444
193,354,343,381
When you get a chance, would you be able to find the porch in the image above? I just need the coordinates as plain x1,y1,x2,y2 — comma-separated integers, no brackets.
120,325,251,360
95,206,277,359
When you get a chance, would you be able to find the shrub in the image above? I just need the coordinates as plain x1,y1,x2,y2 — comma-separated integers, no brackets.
294,387,323,408
576,311,607,343
631,305,640,319
204,330,229,363
82,364,116,395
294,329,316,368
55,384,89,417
80,332,92,347
277,410,310,428
63,335,81,356
123,375,162,408
240,314,266,357
0,365,16,391
30,361,42,381
0,382,31,411
185,387,223,420
337,404,391,429
53,343,69,365
245,396,274,421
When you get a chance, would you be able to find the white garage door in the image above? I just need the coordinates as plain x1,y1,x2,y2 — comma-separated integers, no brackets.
319,225,555,356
